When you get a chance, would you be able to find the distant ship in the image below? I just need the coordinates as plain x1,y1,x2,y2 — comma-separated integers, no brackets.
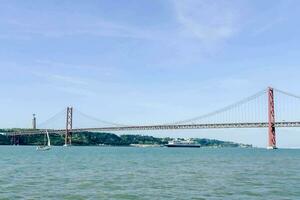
165,140,200,148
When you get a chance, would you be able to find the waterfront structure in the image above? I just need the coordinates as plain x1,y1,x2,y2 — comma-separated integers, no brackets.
32,114,36,130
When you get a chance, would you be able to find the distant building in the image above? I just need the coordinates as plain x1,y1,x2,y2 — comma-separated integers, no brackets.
32,114,36,129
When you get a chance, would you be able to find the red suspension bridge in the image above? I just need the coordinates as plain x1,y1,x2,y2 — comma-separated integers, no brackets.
5,87,300,149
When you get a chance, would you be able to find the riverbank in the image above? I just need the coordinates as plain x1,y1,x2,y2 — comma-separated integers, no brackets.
0,131,252,147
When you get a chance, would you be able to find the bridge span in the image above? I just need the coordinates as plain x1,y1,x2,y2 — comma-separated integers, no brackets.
4,87,300,149
5,121,300,135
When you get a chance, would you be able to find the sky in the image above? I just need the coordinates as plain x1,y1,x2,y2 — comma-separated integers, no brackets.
1,0,300,147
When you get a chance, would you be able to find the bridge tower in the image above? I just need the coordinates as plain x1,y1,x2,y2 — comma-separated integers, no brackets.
268,87,277,149
65,107,73,146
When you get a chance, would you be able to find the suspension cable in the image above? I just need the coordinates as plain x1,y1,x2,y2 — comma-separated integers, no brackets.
274,88,300,100
37,108,66,128
75,109,128,127
170,89,267,124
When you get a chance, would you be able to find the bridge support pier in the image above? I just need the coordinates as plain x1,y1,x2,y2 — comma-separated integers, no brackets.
11,134,20,145
267,87,277,149
64,107,73,146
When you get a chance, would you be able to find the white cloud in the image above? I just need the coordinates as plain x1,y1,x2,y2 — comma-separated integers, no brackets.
173,0,240,45
54,86,96,97
0,0,242,45
251,17,284,36
0,10,157,40
33,59,119,78
50,74,88,86
32,71,87,86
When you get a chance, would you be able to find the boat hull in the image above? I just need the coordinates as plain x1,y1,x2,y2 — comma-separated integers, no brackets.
267,146,278,150
36,146,51,151
165,144,200,148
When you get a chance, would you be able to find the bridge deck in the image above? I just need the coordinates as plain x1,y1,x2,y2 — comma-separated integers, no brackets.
4,121,300,136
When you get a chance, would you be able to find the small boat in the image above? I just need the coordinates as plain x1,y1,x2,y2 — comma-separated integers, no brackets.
267,146,278,150
36,130,51,151
165,139,201,148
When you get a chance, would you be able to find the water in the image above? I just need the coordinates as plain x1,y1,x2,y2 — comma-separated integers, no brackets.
0,146,300,200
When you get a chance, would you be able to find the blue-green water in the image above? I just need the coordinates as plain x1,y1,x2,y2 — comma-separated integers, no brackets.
1,146,300,200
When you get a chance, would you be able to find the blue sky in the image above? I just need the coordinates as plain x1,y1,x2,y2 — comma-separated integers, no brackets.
1,0,300,147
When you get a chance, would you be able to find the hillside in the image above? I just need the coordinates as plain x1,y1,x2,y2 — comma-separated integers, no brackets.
0,131,252,147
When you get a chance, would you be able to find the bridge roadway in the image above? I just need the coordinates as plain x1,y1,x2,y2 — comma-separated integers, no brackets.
4,121,300,136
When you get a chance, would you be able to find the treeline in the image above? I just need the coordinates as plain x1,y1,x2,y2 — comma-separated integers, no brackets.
0,131,251,147
0,132,169,146
193,138,241,147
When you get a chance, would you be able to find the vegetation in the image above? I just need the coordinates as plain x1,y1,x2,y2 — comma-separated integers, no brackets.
193,138,244,147
0,131,251,147
0,134,11,145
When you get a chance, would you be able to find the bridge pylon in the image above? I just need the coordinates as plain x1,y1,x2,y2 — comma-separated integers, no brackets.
11,133,20,145
64,107,73,146
267,87,277,149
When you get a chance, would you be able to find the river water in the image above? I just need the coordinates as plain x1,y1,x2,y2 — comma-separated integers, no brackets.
0,146,300,199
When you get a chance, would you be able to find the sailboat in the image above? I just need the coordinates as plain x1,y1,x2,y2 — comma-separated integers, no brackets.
36,130,51,151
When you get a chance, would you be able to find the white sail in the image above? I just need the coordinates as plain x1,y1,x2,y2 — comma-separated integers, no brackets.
46,130,51,146
36,130,51,151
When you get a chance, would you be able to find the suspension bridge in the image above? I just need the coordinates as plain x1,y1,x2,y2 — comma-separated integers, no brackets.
5,87,300,149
